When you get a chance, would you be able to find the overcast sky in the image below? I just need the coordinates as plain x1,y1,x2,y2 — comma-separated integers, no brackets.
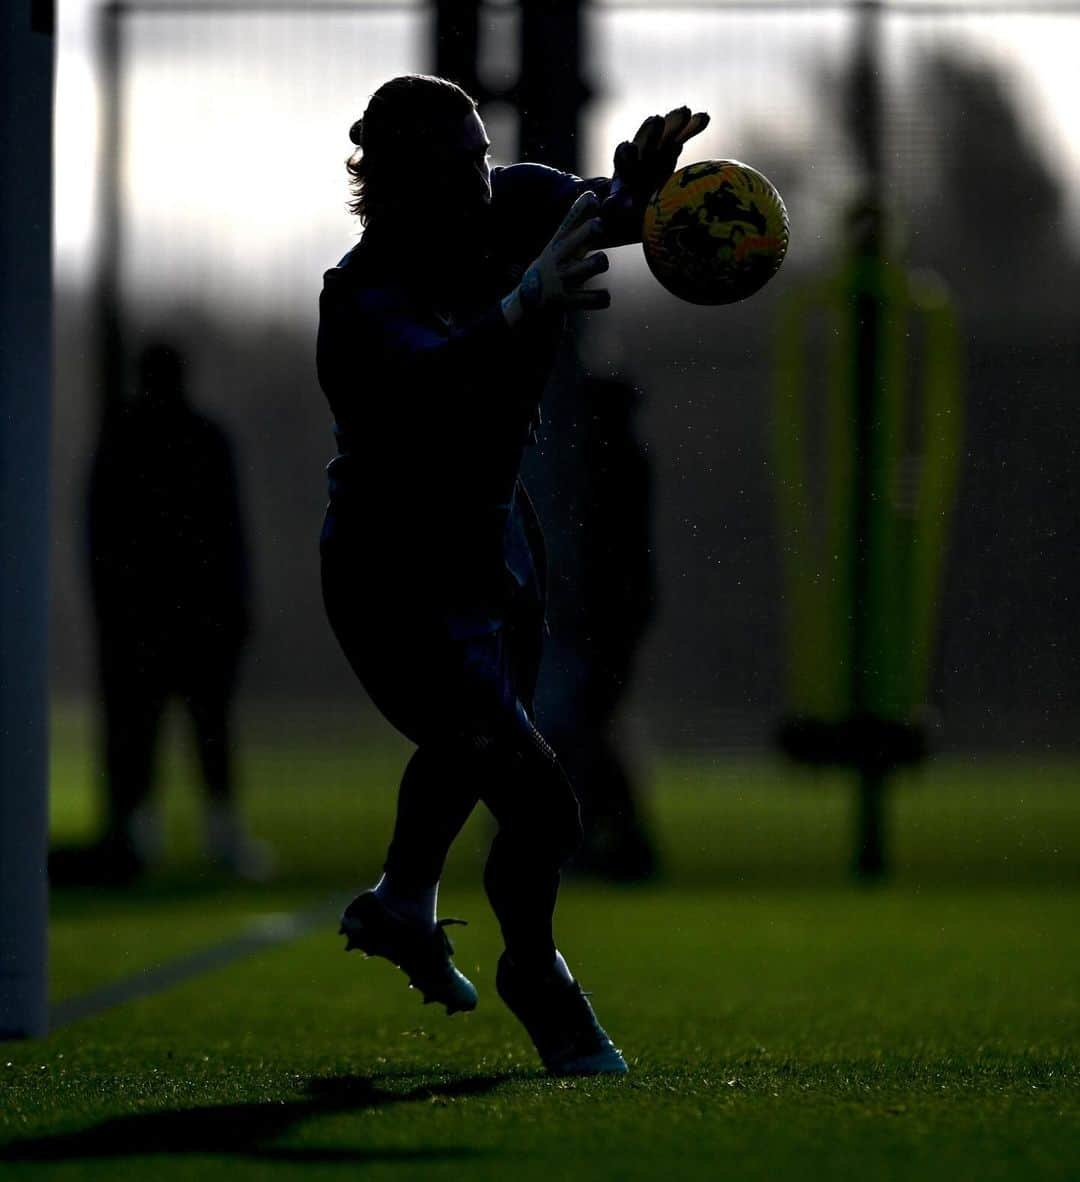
55,0,1080,317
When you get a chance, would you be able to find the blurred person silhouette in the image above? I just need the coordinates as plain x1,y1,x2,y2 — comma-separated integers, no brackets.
318,74,707,1074
49,342,266,886
565,374,659,881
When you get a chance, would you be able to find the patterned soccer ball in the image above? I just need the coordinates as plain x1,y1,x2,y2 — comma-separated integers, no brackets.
642,160,790,305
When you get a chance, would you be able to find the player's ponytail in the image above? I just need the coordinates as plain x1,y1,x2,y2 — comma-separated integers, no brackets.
345,75,476,226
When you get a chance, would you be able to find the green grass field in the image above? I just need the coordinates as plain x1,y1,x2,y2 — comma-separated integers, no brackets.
2,705,1078,1180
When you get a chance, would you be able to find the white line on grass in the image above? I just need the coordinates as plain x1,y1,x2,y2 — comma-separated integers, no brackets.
49,900,335,1030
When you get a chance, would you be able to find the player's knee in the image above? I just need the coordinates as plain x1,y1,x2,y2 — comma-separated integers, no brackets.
492,741,582,866
543,761,584,862
549,788,584,865
487,796,581,874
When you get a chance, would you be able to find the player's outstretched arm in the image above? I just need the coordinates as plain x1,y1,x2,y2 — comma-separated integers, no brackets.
501,191,610,327
599,106,711,248
319,198,609,424
319,195,606,425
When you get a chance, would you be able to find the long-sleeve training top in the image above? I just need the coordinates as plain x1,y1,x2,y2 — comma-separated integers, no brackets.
316,163,613,623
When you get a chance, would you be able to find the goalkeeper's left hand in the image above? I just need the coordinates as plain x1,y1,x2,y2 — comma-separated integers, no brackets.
600,106,711,246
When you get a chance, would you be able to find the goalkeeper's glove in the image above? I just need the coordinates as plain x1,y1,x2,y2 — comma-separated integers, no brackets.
501,191,611,325
600,106,711,246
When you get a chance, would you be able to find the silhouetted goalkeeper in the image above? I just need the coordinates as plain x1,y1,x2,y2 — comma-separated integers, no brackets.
317,74,707,1075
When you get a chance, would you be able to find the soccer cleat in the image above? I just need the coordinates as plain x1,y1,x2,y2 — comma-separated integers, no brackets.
496,952,628,1076
339,890,478,1015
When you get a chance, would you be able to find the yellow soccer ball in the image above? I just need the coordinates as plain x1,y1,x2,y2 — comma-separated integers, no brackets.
643,160,790,305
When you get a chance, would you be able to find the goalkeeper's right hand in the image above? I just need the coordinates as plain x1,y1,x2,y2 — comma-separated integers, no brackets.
501,192,611,326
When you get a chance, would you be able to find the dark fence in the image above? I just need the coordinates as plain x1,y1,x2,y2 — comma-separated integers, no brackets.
51,0,1080,750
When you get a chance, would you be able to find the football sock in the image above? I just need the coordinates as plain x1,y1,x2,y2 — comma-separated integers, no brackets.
121,803,163,865
373,873,438,931
205,801,243,861
553,950,574,986
204,802,275,880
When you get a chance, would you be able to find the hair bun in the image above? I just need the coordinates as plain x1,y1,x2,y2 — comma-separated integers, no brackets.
348,118,364,146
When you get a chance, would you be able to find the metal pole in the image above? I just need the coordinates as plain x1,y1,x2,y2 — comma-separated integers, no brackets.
516,0,590,713
850,0,887,880
0,0,54,1040
434,0,485,103
98,2,125,414
519,0,587,169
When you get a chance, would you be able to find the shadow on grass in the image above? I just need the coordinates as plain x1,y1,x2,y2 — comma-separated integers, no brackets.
0,1072,510,1164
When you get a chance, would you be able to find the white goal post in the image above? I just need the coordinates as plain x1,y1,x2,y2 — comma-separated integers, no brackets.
0,0,53,1040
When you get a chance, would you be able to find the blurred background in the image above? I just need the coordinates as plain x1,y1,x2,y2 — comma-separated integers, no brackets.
7,5,1074,1163
48,0,1080,886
